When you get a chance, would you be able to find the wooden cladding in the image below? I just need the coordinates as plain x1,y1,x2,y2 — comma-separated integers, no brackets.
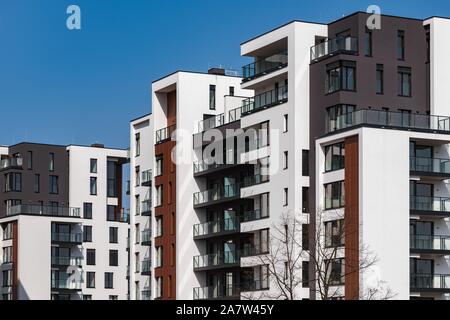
344,135,359,300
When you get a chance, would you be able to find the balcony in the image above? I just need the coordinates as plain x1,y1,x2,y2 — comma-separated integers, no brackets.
193,159,240,177
410,235,450,255
51,279,82,291
193,251,240,271
242,209,269,223
142,259,152,276
142,199,152,216
193,184,240,208
141,229,152,246
197,114,225,133
241,244,269,258
7,204,81,218
241,174,269,188
193,285,240,300
410,274,450,293
241,280,270,292
310,36,358,62
242,52,288,83
142,289,152,300
326,109,450,135
241,86,288,116
51,256,83,267
193,217,240,240
0,157,23,172
410,196,450,217
51,232,83,244
142,170,152,186
410,157,450,179
155,125,176,144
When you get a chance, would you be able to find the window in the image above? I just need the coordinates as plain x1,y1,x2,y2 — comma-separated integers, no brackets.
27,151,33,170
49,153,55,171
364,29,372,56
302,150,309,176
156,277,163,299
83,226,93,242
259,193,270,218
135,166,140,187
86,272,95,288
135,133,141,157
325,142,345,172
49,175,59,194
229,86,235,96
5,173,22,192
171,212,175,235
376,64,384,94
325,220,345,247
34,174,40,193
397,30,405,60
135,195,140,215
135,224,140,244
3,223,13,240
110,227,118,244
2,247,12,264
109,250,118,267
135,252,140,273
107,205,117,221
327,104,355,132
90,159,97,173
302,187,309,213
83,202,92,219
109,295,118,301
326,61,356,93
2,270,13,287
156,246,163,268
104,273,114,289
324,181,345,210
283,151,288,170
156,185,163,207
86,249,96,265
156,217,163,237
170,243,175,266
90,177,97,195
209,85,216,110
107,160,118,197
302,261,310,288
398,67,412,97
283,188,288,206
326,259,345,285
283,114,288,132
155,157,163,176
302,224,309,250
83,295,92,300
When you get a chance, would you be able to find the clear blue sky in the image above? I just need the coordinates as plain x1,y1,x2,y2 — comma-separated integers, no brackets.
1,0,449,149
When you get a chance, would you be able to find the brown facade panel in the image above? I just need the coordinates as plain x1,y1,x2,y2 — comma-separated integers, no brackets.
344,135,359,300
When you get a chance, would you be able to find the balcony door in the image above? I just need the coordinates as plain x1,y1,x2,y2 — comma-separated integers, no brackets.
410,143,433,172
410,181,433,211
224,241,236,264
410,258,434,288
224,177,236,198
410,221,433,249
223,210,236,231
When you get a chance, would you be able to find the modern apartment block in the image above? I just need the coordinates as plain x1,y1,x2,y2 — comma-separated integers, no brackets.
0,142,129,300
129,11,450,300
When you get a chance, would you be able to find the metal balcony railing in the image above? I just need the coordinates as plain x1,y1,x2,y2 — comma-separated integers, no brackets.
51,256,83,266
7,204,81,218
410,157,450,175
155,125,176,144
241,280,270,292
0,157,23,171
193,184,239,206
241,244,269,258
142,170,153,185
310,36,358,62
193,284,240,300
242,51,288,82
51,232,83,244
193,251,239,270
51,279,83,290
410,274,450,290
198,114,225,133
241,174,269,188
193,217,239,238
241,86,288,115
410,196,450,213
242,209,268,223
410,235,450,251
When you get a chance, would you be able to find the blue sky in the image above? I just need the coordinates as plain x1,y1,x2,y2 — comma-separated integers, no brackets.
0,0,449,149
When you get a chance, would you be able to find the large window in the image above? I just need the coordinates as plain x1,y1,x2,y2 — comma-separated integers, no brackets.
49,153,55,172
110,227,118,244
326,259,345,285
397,30,405,60
325,142,345,172
109,250,118,267
83,202,92,219
104,273,114,289
2,247,12,264
135,133,141,157
325,219,345,247
86,249,96,266
326,61,356,93
398,67,411,97
107,160,118,197
327,104,355,132
376,64,384,94
324,181,345,210
3,223,13,240
155,157,163,176
107,205,117,221
364,29,372,56
90,159,97,174
5,173,22,192
49,175,59,194
83,226,92,242
90,177,97,195
209,85,216,110
2,270,13,287
86,272,95,289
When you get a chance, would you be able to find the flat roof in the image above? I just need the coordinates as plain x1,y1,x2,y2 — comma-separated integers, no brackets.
152,70,241,84
6,141,127,152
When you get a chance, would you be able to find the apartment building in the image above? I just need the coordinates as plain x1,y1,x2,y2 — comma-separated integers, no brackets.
0,142,129,300
129,12,450,300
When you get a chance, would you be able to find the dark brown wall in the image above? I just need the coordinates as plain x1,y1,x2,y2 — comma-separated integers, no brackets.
0,143,69,218
344,136,359,300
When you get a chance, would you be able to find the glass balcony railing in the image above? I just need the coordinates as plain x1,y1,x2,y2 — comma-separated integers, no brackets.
198,114,225,133
241,280,270,292
410,274,450,290
7,204,81,218
142,170,153,185
193,284,240,300
228,107,242,123
310,36,358,62
193,217,239,238
51,279,83,290
242,52,288,82
327,109,450,134
142,199,152,215
0,157,23,171
410,196,450,213
193,184,239,206
193,159,236,175
51,232,83,244
241,174,270,188
410,157,450,175
410,235,450,251
193,251,239,270
241,244,269,258
142,259,152,274
51,256,83,266
241,86,288,115
155,125,176,144
242,209,269,223
141,229,152,244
